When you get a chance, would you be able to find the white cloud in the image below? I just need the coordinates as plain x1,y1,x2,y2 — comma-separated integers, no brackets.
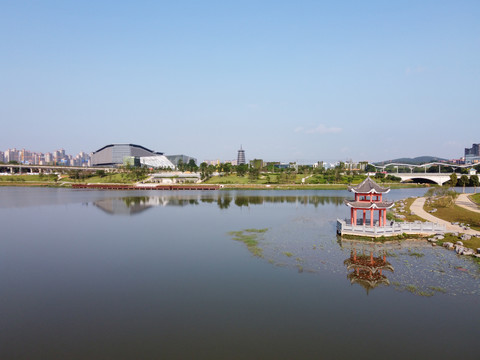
294,126,304,133
305,124,342,134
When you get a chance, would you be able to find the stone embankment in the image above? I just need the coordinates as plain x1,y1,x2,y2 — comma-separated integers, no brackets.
438,237,480,259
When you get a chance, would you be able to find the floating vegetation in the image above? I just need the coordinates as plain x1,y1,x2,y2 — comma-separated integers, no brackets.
393,283,434,297
283,252,294,258
429,286,447,294
244,228,268,233
407,251,425,258
228,228,268,258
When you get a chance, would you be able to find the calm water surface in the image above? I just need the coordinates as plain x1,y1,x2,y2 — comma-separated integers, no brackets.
0,187,479,359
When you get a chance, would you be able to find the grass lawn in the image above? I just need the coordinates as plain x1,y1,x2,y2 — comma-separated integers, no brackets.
470,193,480,206
392,197,425,222
0,174,57,182
62,173,139,184
424,202,480,231
204,175,267,184
221,184,348,190
205,173,424,188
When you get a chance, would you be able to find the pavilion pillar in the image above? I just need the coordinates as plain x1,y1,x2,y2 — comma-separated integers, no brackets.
370,209,373,227
362,210,366,225
383,209,387,226
353,209,357,225
379,210,382,226
351,208,354,225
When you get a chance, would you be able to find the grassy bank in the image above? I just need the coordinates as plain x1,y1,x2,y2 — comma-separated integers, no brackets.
470,193,480,206
0,174,57,182
423,202,480,231
389,197,425,222
205,173,428,188
221,184,348,190
62,173,137,184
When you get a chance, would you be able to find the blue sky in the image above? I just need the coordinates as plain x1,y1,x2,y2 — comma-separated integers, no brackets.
1,0,479,163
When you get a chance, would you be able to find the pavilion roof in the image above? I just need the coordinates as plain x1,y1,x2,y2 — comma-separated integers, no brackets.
347,177,390,194
344,199,394,210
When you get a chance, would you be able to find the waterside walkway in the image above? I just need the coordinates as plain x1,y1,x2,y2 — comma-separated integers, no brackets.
410,197,480,236
455,193,480,214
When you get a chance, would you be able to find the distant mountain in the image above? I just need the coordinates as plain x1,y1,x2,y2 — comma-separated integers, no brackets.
375,156,448,165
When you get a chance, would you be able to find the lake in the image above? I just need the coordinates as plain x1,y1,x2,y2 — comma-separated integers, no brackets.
0,187,479,359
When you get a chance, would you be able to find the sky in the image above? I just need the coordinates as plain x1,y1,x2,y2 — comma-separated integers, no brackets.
1,0,479,163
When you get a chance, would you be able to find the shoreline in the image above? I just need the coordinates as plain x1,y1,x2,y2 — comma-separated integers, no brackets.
0,182,428,190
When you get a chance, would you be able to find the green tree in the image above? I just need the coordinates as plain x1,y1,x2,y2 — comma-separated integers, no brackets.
248,167,259,181
236,164,248,177
199,162,208,179
458,174,469,193
223,163,232,175
177,159,185,172
470,174,479,193
187,159,197,172
334,169,341,183
459,174,469,185
449,173,457,187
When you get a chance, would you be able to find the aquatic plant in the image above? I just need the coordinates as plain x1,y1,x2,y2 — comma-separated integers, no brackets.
429,286,447,294
244,228,268,233
228,228,268,258
407,251,425,258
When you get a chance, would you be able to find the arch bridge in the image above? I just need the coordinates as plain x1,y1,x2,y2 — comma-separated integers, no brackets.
373,162,477,185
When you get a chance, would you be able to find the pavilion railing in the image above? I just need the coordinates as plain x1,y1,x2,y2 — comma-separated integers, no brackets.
337,219,446,236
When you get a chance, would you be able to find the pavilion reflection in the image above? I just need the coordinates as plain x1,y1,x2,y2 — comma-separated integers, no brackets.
341,240,395,294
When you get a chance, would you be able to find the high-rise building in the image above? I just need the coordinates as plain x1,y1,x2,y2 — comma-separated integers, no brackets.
465,143,480,164
237,146,245,165
45,153,53,164
4,148,20,163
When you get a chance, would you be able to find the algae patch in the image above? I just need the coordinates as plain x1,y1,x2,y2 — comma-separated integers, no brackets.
228,228,268,257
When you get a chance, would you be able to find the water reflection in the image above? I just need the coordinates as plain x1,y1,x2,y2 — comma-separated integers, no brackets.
93,196,200,215
93,194,345,215
344,248,394,294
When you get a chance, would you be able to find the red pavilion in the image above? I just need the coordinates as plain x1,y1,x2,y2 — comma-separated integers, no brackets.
344,177,394,227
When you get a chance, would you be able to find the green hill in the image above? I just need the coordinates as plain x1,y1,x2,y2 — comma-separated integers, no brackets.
375,156,448,165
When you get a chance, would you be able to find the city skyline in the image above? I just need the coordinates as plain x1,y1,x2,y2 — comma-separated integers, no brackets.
1,142,477,167
1,1,479,162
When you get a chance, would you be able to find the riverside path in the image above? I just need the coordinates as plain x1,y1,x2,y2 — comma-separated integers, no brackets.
455,194,480,214
410,197,480,236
